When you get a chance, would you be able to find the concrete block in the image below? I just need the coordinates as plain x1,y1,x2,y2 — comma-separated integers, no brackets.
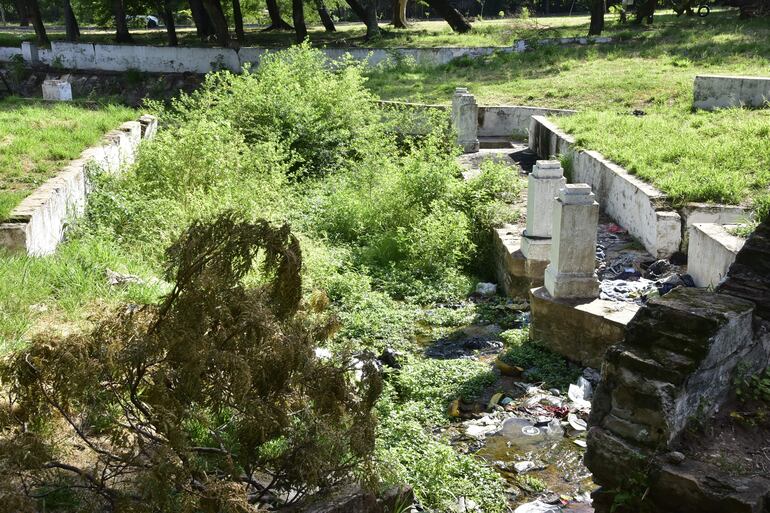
529,286,639,367
694,74,770,110
493,225,549,298
138,114,159,139
521,160,565,261
688,223,745,288
21,41,38,64
42,79,73,101
544,184,600,299
679,203,748,251
451,87,479,153
477,105,576,139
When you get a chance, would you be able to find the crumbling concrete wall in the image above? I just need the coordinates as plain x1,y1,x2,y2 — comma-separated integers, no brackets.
586,218,770,513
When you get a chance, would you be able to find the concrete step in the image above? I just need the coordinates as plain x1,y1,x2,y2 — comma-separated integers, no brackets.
479,137,514,149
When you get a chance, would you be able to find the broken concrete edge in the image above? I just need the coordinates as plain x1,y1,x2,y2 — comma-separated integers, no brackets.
693,74,770,111
493,224,548,298
678,202,749,251
528,285,639,368
687,223,746,289
0,114,158,256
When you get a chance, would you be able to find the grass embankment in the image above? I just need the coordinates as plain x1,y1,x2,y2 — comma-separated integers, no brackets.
0,15,606,48
0,46,544,510
367,10,770,217
0,98,136,220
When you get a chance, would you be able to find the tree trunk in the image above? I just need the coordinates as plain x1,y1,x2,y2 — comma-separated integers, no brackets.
232,0,245,43
292,0,307,42
634,0,656,23
13,0,29,26
160,0,178,45
24,0,49,45
112,0,133,43
63,0,80,41
189,0,214,39
264,0,293,30
392,0,407,27
315,0,336,31
588,0,604,35
362,0,380,41
345,0,368,21
201,0,230,46
424,0,471,33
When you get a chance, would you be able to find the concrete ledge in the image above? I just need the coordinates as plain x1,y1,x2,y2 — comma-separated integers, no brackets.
678,202,748,251
688,223,746,288
529,286,639,368
694,74,770,111
492,225,548,298
0,116,157,256
528,115,682,258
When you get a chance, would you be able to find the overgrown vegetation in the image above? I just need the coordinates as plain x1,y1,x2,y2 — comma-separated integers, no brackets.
499,328,581,390
0,45,521,511
0,98,136,220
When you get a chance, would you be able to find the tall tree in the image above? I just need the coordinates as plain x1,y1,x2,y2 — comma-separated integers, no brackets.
24,0,48,44
63,0,80,40
112,0,133,42
189,0,215,39
634,0,656,23
588,0,604,35
315,0,336,31
264,0,293,29
232,0,245,44
158,0,178,45
13,0,29,26
292,0,307,42
345,0,378,38
392,0,407,27
201,0,230,46
425,0,471,33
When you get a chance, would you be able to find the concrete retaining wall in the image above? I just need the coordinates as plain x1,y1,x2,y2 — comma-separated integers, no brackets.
687,223,745,288
694,74,770,110
478,105,576,138
528,115,682,259
0,36,615,73
0,115,158,256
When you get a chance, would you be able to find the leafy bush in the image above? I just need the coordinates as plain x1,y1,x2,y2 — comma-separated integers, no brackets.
0,213,381,512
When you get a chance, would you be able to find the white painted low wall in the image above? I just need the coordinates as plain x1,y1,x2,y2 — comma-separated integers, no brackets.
0,116,158,256
678,202,747,251
688,223,745,288
0,46,22,61
694,74,770,110
478,105,576,138
0,36,615,73
528,115,682,259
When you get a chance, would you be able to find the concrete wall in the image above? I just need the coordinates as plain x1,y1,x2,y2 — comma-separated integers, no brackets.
687,223,745,288
477,105,576,138
0,36,615,73
694,74,770,110
528,115,682,259
0,116,158,256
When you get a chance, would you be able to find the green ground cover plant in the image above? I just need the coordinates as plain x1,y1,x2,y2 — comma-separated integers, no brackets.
0,45,521,511
0,98,135,220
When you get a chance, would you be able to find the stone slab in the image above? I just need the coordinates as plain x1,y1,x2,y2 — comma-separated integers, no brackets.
688,223,745,288
693,74,770,111
492,225,548,298
529,286,639,368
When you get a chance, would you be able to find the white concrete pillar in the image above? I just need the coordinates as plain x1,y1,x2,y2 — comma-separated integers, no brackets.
42,79,73,101
544,184,600,299
21,41,39,65
451,87,479,153
521,160,566,261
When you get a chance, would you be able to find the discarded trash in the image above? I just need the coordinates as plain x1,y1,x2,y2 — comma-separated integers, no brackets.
568,377,593,410
475,282,497,297
488,393,503,410
573,439,587,448
568,413,587,432
106,268,146,286
499,417,563,446
448,399,461,418
501,397,514,406
514,500,562,513
514,461,536,473
495,358,523,376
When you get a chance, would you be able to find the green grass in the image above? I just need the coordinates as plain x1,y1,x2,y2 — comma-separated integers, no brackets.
0,97,136,220
557,108,770,209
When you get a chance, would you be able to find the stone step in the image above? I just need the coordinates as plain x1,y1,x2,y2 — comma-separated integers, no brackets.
478,136,514,149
